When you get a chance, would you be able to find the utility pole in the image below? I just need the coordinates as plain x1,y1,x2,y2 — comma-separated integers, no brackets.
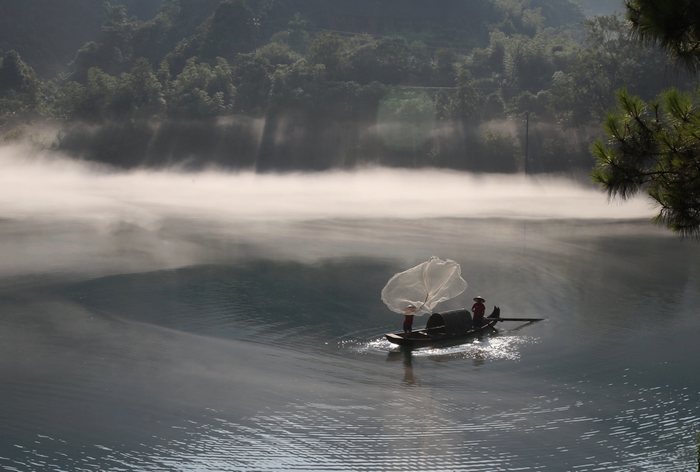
524,111,530,175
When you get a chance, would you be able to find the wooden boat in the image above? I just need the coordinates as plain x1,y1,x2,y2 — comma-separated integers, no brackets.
385,307,501,348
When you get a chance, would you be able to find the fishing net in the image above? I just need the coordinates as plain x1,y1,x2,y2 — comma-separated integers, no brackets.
381,257,468,316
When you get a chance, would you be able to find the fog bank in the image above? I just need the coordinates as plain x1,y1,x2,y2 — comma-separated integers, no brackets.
0,143,661,280
0,143,654,226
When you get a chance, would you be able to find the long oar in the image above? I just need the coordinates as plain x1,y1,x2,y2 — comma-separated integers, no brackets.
493,317,544,322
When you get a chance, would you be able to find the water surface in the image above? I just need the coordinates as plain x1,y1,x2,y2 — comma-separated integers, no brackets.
1,215,698,472
1,151,698,470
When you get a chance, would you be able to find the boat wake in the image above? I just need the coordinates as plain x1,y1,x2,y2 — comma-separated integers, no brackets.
411,335,537,361
350,334,539,362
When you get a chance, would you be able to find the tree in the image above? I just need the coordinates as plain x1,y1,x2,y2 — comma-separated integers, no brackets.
308,32,346,80
593,89,700,236
0,50,38,96
268,59,325,110
268,13,311,54
69,3,138,80
254,42,301,66
343,36,419,85
451,68,483,124
592,1,700,237
199,0,257,60
79,67,118,120
553,15,683,126
231,52,271,113
117,58,166,118
626,0,700,70
433,48,457,87
168,57,236,117
0,50,40,124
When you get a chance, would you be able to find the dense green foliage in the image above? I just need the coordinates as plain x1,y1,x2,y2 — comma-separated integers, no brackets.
626,0,700,70
0,0,694,174
593,89,700,236
593,0,700,236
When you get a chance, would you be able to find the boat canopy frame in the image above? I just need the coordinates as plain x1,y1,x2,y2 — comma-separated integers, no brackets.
425,309,472,335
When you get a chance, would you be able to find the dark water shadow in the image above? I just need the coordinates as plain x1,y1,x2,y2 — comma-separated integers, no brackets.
51,258,401,352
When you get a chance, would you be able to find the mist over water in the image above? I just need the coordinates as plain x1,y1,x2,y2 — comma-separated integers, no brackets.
1,142,654,224
0,141,656,280
1,143,698,471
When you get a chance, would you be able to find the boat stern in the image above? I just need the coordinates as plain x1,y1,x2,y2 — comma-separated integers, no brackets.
385,333,409,346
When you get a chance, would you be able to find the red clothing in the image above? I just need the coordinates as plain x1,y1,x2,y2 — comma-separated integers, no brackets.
403,315,414,333
471,302,485,325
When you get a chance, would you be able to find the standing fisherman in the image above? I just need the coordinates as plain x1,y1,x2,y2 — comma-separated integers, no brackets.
471,296,486,328
402,305,417,333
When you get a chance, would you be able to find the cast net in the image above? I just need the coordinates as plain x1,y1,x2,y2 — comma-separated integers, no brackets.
381,257,468,316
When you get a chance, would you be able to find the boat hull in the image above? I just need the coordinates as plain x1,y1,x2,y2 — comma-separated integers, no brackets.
385,319,498,348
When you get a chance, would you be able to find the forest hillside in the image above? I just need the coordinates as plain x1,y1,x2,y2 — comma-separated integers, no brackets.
0,0,690,172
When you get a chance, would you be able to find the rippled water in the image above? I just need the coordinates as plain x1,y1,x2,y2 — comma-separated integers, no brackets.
1,217,698,471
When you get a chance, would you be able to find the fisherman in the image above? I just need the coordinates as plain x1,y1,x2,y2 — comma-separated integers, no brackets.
471,296,486,328
403,305,417,333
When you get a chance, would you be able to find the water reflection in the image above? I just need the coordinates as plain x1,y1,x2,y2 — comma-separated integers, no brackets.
382,329,541,387
0,216,698,471
386,348,417,385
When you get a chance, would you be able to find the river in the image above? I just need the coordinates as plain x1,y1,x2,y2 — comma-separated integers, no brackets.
0,148,698,471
